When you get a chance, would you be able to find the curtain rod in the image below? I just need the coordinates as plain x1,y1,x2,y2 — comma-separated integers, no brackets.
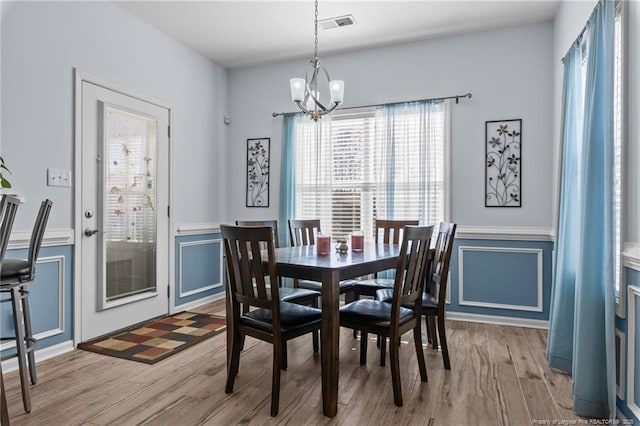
272,92,472,118
561,25,587,64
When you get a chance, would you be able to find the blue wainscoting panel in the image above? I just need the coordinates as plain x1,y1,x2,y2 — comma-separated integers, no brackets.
0,245,73,357
619,267,640,421
174,233,224,307
459,247,541,310
448,239,553,321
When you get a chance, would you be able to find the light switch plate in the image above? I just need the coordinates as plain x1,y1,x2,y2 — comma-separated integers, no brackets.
47,168,72,187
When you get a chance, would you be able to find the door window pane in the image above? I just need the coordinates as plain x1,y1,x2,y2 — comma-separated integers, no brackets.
104,107,157,301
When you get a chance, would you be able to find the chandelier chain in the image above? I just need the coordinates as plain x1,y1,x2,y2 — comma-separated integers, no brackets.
313,0,319,61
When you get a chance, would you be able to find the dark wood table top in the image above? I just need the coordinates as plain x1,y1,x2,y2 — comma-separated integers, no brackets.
273,242,400,281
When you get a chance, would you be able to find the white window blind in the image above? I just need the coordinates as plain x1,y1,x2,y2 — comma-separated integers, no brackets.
104,107,157,243
613,2,623,301
294,102,448,240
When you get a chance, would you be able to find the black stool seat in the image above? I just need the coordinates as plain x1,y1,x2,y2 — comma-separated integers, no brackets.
1,259,31,280
340,299,414,326
242,302,322,333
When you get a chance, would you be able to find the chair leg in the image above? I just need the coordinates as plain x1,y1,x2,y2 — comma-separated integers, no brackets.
389,334,402,407
1,363,9,426
282,341,288,371
21,287,37,384
413,322,428,382
428,315,438,349
225,328,242,394
10,287,31,413
360,331,368,365
311,299,320,352
380,336,386,367
271,340,282,416
437,314,451,370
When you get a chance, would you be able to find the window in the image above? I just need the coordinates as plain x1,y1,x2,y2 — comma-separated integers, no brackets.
293,102,449,239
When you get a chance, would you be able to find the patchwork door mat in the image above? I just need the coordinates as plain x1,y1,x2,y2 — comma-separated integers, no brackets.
78,312,226,364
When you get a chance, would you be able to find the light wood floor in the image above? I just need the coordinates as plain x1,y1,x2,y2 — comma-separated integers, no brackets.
3,299,580,425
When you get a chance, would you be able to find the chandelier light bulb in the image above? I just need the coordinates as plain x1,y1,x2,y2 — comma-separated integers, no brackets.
329,80,344,104
290,78,305,102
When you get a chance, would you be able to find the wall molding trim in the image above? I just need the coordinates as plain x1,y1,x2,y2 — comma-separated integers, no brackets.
446,311,548,329
616,328,626,400
1,340,74,373
456,226,553,241
8,228,74,250
0,255,66,351
458,246,544,312
175,223,221,236
627,285,640,419
174,292,225,313
178,239,224,298
623,243,640,271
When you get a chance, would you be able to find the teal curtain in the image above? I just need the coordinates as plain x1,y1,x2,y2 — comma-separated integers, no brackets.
548,0,616,418
548,39,583,374
279,114,299,246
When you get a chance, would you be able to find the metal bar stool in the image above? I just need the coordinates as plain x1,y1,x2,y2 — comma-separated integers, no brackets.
0,199,52,413
1,195,20,422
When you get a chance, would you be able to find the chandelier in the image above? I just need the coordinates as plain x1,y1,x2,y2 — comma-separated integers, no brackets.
289,0,344,121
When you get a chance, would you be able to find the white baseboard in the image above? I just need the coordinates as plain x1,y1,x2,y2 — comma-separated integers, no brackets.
173,292,225,313
1,340,75,373
446,311,549,329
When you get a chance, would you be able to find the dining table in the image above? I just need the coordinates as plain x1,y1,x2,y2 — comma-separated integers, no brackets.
273,242,400,417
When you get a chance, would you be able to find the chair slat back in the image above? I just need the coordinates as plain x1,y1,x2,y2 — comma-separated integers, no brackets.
0,195,20,266
288,219,321,247
25,199,53,280
390,225,433,320
222,225,279,313
427,222,457,310
236,220,280,248
375,219,419,244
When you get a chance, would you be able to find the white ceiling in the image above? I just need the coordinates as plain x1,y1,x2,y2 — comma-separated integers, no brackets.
115,0,561,69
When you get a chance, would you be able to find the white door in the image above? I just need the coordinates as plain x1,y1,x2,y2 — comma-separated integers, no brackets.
81,81,169,341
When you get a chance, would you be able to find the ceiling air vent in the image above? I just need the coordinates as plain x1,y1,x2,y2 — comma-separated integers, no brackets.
319,15,356,30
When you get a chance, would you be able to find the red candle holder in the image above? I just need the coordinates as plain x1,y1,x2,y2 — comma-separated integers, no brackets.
317,235,331,255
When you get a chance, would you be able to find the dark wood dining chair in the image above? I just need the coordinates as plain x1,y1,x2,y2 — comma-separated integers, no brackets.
340,225,433,407
352,219,419,298
222,224,322,417
0,198,53,413
377,222,457,369
287,219,356,297
236,219,320,356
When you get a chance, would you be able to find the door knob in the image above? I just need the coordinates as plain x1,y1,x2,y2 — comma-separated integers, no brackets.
84,228,100,237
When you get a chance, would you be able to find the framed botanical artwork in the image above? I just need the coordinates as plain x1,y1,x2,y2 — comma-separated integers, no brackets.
485,119,521,207
246,138,270,207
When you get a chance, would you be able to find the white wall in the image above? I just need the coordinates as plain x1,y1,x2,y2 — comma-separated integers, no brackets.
552,0,640,246
1,1,228,230
227,22,554,229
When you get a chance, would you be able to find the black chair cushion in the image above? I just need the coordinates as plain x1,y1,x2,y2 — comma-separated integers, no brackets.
376,288,438,311
278,287,320,303
375,288,394,303
242,302,322,333
340,299,414,326
298,279,355,293
353,278,394,293
1,259,31,281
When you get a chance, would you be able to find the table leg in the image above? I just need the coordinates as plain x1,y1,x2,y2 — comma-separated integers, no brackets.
320,270,340,417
